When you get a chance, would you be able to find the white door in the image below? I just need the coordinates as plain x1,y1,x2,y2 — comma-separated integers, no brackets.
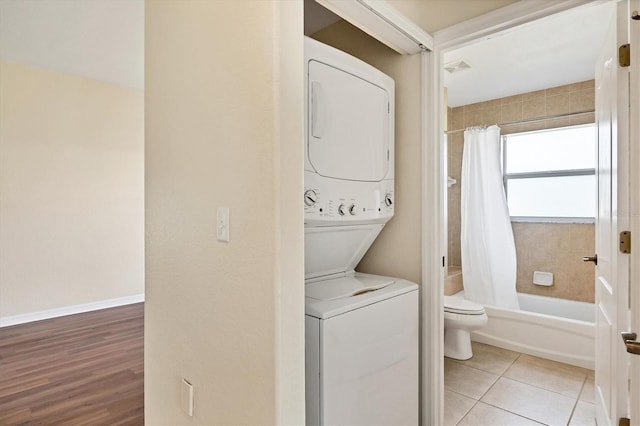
627,1,640,423
594,1,635,425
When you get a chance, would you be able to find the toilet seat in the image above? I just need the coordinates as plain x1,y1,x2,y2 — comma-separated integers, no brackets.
444,296,485,315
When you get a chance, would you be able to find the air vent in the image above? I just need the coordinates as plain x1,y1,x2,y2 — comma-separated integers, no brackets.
444,59,472,74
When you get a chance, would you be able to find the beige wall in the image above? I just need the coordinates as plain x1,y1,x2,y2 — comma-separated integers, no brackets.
312,20,423,285
0,60,144,319
447,80,595,302
145,1,304,424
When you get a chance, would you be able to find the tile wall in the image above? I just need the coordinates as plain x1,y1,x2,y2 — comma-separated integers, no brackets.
446,80,595,302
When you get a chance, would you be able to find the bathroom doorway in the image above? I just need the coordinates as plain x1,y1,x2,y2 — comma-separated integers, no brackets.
435,2,636,424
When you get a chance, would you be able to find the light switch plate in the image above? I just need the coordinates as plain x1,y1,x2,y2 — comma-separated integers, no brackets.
217,207,230,242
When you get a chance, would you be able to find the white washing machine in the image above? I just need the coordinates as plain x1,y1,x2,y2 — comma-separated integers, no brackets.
305,272,419,426
304,37,419,426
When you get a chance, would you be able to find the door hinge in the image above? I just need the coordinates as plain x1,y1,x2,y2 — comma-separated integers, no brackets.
620,231,631,253
619,44,631,67
619,417,630,426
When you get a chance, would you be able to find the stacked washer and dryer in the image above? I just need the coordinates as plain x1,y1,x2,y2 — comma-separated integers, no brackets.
303,37,419,425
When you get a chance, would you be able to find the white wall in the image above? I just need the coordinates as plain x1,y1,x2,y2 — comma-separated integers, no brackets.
0,60,144,322
144,1,304,423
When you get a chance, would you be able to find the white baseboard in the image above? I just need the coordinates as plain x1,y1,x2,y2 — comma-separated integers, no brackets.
0,293,145,328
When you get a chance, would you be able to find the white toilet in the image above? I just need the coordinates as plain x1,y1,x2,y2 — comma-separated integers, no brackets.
444,295,488,360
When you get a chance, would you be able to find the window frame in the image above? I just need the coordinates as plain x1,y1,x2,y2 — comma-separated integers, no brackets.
501,124,596,224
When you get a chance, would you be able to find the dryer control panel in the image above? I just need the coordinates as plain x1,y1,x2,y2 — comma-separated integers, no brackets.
304,171,393,226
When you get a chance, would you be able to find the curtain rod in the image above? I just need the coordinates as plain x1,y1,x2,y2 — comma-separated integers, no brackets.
444,109,595,135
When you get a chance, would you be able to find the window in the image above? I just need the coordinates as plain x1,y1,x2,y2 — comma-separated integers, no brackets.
502,124,596,222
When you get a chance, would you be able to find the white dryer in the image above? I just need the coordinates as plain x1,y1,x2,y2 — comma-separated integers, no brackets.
304,37,419,426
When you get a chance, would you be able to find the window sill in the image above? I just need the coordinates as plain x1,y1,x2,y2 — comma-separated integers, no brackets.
510,216,595,224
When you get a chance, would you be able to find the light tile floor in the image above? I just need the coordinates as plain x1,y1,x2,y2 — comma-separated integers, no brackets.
445,342,595,426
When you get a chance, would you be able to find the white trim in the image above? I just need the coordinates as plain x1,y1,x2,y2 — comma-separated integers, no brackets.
314,0,433,54
421,48,445,426
433,0,605,51
0,293,145,327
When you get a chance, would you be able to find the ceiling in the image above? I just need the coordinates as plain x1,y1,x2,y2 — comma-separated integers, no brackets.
389,0,519,34
305,0,520,37
0,0,613,99
443,2,614,107
0,0,144,90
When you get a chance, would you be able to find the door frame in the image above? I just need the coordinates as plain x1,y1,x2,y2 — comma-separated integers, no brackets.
424,1,614,424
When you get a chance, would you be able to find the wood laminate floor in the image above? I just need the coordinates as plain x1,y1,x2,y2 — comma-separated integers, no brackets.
0,303,144,425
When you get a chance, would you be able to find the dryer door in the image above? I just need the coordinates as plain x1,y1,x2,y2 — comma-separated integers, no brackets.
308,60,390,182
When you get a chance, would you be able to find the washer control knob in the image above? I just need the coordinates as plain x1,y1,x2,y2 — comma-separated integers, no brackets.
338,204,346,216
384,193,393,207
348,204,357,216
304,189,318,207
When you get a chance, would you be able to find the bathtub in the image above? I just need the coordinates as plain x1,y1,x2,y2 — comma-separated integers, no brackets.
454,291,595,369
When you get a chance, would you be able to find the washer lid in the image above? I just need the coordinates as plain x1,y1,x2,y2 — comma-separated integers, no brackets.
306,275,395,301
305,273,418,319
305,224,384,280
444,296,485,315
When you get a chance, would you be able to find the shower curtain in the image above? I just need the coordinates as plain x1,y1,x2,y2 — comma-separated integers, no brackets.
461,125,519,309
